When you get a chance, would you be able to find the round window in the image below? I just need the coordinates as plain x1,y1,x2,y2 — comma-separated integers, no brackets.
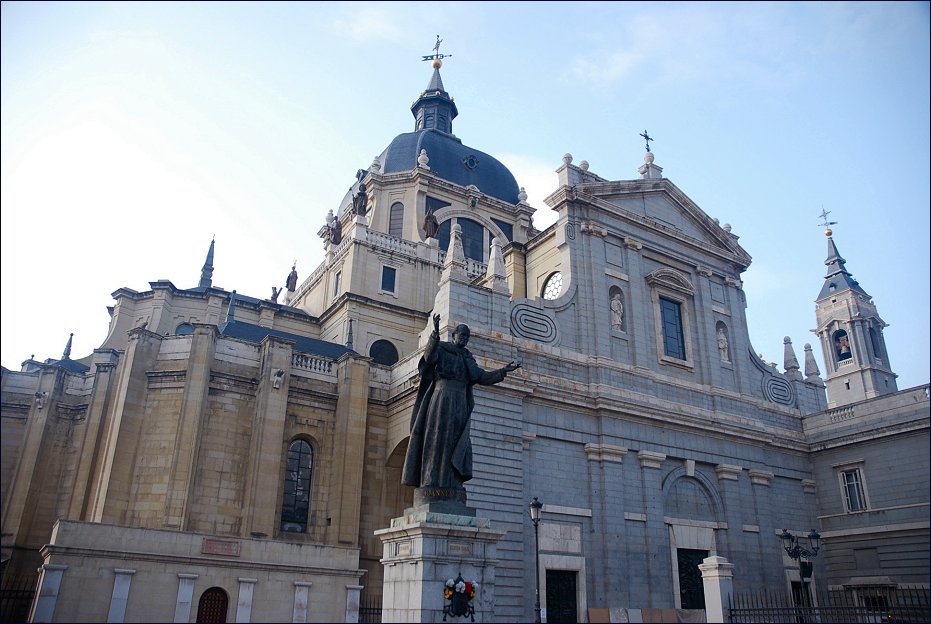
543,272,563,300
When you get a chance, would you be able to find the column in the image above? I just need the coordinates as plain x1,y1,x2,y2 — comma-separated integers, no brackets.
236,578,257,623
699,556,735,624
292,581,312,623
174,573,198,623
29,564,67,623
748,469,779,587
345,585,363,624
106,568,136,623
638,450,667,608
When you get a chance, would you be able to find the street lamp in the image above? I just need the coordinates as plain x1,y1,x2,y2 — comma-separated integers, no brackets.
780,528,821,609
529,497,543,624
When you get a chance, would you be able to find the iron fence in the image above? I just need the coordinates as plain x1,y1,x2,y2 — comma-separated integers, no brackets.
1,575,36,624
729,585,928,623
359,595,382,623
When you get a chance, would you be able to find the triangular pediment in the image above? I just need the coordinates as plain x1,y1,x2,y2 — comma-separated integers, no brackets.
576,179,752,268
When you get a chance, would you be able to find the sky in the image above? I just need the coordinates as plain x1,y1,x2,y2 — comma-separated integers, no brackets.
2,1,929,392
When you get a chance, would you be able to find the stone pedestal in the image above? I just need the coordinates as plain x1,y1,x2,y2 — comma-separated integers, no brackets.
376,504,506,623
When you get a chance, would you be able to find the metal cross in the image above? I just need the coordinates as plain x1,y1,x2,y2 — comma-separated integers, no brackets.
640,130,654,153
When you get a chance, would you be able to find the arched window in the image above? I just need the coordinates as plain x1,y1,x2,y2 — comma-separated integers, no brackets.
281,439,314,533
389,202,404,238
868,327,883,362
458,217,484,261
176,323,195,335
369,340,400,366
833,329,852,361
196,587,228,623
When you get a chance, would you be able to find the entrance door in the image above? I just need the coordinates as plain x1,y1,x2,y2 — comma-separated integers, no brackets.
677,548,708,609
545,570,578,623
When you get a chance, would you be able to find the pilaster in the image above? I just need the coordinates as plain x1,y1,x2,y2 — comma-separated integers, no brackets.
68,349,120,520
89,328,163,524
164,324,217,529
243,335,294,538
329,354,371,546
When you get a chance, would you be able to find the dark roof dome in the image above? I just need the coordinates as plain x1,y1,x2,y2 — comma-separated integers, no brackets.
376,130,520,204
345,63,520,207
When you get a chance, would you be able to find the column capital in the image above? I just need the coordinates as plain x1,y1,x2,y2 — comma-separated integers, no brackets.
748,469,774,486
714,464,743,481
638,450,667,469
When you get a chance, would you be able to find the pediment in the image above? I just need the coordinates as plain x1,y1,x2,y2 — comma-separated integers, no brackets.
578,179,752,268
645,268,694,296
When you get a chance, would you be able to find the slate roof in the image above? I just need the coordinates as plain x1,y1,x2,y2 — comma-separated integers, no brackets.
217,320,355,359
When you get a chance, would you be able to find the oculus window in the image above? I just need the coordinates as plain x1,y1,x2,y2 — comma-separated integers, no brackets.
543,272,563,300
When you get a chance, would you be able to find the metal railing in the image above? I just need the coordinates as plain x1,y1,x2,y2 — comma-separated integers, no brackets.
729,586,929,623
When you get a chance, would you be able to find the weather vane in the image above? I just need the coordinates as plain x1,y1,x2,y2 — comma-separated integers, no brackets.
640,129,654,153
817,207,838,235
422,35,452,63
817,208,838,229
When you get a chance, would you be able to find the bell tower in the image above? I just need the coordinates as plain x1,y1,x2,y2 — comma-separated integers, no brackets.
814,222,897,407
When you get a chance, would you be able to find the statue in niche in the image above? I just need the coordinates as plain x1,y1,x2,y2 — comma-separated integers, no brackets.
402,314,520,499
611,293,624,331
423,206,439,239
717,325,729,361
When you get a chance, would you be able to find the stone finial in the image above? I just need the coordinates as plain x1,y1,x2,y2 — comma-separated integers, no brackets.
579,160,589,171
783,336,802,380
562,153,573,165
518,187,528,203
803,343,823,382
370,156,381,172
417,148,430,169
723,223,732,233
644,152,655,164
441,223,468,281
484,236,509,294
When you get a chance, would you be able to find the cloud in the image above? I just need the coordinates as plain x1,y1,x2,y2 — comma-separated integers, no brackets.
330,6,406,43
496,153,562,230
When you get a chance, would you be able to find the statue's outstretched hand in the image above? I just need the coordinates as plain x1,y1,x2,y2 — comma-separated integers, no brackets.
433,313,441,333
503,361,521,373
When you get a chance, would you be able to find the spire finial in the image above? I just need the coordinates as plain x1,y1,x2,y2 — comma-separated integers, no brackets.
640,130,654,153
199,237,216,288
817,208,838,237
62,333,74,360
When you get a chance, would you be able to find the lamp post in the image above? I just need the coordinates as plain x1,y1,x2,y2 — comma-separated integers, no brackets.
529,497,543,623
780,528,821,611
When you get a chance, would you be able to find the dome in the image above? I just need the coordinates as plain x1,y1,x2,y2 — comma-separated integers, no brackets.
375,129,520,205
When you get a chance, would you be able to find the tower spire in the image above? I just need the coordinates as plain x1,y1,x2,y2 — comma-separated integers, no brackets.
62,333,74,360
412,36,458,134
199,237,215,288
812,220,897,406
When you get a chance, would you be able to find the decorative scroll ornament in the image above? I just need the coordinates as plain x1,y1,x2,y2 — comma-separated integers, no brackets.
443,574,476,621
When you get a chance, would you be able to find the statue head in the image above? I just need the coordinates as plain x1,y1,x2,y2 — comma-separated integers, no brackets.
452,324,471,347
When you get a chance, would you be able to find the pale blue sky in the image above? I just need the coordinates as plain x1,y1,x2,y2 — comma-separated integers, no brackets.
2,1,929,390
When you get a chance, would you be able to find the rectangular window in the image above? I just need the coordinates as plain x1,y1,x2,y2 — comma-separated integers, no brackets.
333,271,341,297
842,468,867,512
660,297,686,360
381,266,396,293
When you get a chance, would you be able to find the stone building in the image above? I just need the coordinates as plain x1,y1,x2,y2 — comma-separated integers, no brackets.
2,59,928,623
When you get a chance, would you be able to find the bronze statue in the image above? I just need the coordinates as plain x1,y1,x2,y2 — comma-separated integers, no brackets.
352,182,368,217
423,206,439,239
402,314,520,496
286,265,298,292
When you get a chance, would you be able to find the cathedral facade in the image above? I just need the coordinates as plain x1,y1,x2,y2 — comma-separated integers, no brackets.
2,61,928,623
